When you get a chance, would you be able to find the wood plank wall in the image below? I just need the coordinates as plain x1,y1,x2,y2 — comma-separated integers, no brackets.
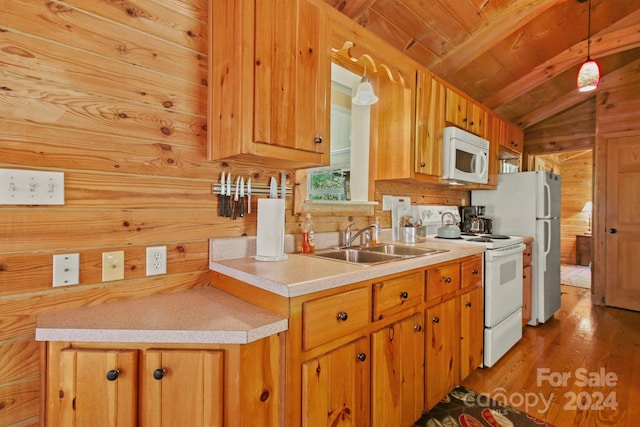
0,1,469,425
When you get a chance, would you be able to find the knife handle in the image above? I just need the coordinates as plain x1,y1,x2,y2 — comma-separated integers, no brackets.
226,196,231,217
232,200,239,220
240,197,244,217
219,194,225,216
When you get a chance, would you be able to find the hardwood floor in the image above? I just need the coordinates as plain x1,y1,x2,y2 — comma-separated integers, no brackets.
462,285,640,426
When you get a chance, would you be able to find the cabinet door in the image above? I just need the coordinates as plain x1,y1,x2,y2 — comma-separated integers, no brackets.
460,287,484,380
415,71,445,177
466,101,486,137
302,337,369,427
371,313,424,427
141,349,223,427
425,298,460,410
56,348,138,427
444,88,468,129
254,0,329,155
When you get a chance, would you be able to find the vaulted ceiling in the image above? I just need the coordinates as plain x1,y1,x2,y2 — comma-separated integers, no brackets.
321,0,640,132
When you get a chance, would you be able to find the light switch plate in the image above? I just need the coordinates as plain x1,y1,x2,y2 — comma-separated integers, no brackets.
102,251,124,282
0,168,64,205
53,253,80,287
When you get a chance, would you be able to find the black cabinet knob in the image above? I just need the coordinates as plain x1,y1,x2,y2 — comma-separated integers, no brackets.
399,291,409,299
419,161,426,168
337,312,348,321
432,316,440,323
313,136,323,144
356,353,366,362
106,369,119,381
153,368,167,380
466,301,472,307
444,277,452,283
609,228,617,234
472,269,479,275
414,325,422,332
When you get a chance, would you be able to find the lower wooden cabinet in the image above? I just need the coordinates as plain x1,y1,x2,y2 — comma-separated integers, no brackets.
45,337,279,427
51,347,223,427
425,297,460,409
302,336,370,427
460,286,484,380
371,312,424,426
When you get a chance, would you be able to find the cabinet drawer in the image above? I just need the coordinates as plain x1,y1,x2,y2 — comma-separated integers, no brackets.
461,255,483,289
372,271,423,321
303,287,369,351
523,243,532,266
426,262,461,300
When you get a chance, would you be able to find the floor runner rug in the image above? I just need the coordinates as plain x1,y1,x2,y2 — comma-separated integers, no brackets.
412,385,555,427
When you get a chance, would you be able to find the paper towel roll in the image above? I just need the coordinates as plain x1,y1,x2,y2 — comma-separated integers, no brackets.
255,198,288,261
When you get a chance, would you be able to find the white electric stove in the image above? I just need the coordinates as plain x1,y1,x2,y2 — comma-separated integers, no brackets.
415,205,525,368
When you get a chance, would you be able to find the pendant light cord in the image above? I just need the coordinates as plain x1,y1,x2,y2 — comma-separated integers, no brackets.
587,0,592,59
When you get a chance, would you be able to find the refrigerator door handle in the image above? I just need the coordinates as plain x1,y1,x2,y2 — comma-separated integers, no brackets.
543,180,551,218
543,219,551,272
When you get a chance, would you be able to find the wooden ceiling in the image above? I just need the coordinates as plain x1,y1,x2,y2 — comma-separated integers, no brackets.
321,0,640,131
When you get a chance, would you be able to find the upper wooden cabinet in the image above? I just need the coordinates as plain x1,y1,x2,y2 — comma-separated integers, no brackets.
493,114,524,154
208,0,331,169
444,87,487,138
414,71,445,179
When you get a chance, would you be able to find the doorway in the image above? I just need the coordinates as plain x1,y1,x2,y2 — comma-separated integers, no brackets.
532,149,593,289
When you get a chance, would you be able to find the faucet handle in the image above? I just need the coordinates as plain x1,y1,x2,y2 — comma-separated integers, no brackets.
344,223,356,246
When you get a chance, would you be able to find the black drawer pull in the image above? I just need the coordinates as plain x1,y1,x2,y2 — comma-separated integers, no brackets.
106,369,119,381
444,277,452,283
337,312,348,321
399,291,409,299
153,368,166,380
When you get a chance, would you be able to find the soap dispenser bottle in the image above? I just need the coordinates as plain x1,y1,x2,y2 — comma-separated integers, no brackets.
301,213,315,254
371,216,380,245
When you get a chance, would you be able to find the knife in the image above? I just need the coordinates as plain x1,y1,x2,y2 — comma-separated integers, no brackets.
239,177,245,217
219,171,226,216
247,178,252,214
232,176,240,220
226,172,232,217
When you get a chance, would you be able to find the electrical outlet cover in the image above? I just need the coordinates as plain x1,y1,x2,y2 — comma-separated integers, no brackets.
102,251,125,282
146,246,167,276
53,253,80,287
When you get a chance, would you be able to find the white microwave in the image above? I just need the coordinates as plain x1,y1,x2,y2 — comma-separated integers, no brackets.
442,126,489,184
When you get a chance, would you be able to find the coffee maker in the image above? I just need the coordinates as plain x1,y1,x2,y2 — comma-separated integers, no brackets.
459,205,493,234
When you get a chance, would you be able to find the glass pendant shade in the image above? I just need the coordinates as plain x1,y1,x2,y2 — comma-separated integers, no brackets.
352,75,378,106
577,59,600,92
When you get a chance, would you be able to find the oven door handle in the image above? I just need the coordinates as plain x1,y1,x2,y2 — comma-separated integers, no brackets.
487,243,526,258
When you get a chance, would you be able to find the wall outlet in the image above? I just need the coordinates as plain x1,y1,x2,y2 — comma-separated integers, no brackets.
53,253,80,287
102,251,125,282
146,246,167,276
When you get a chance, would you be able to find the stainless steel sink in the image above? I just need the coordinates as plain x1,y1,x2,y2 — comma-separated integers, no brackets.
362,244,448,257
310,248,402,265
308,244,447,266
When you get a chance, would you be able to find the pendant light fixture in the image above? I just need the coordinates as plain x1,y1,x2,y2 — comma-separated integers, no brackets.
352,64,379,106
577,0,600,92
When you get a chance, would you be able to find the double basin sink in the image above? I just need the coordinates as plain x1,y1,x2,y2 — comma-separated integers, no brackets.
309,244,448,266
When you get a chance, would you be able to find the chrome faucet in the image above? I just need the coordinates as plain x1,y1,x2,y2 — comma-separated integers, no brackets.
344,223,377,247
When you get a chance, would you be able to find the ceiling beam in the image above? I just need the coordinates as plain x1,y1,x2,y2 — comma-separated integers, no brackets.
484,14,640,109
430,0,567,77
516,58,640,127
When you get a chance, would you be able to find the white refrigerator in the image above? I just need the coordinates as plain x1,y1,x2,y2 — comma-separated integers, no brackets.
472,171,562,325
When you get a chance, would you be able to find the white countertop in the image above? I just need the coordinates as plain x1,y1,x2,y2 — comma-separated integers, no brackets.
209,236,485,297
35,287,287,344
